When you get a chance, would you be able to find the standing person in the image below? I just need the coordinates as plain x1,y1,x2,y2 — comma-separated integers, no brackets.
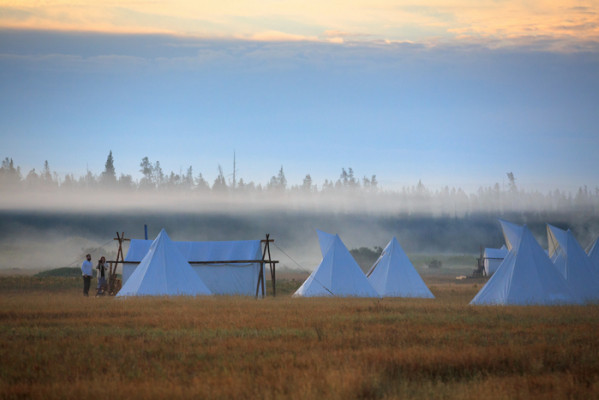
81,254,93,296
96,256,108,296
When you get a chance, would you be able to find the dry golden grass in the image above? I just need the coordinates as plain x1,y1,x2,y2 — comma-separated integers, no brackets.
1,277,598,399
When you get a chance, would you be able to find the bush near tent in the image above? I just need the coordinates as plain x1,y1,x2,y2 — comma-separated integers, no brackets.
350,246,383,273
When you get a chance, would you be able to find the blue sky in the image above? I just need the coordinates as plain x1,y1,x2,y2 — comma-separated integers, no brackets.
1,3,598,192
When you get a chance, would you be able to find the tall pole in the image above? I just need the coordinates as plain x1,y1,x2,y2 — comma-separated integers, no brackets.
232,151,236,189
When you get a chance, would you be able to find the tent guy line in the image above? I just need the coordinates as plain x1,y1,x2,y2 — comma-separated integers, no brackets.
274,241,337,296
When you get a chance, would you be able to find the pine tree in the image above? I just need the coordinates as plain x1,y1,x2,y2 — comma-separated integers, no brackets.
277,166,287,190
370,175,378,190
195,173,209,191
42,160,52,182
139,157,154,188
268,166,287,191
153,161,164,187
507,172,517,193
213,165,227,191
185,166,194,188
302,174,313,192
0,157,21,186
101,151,116,186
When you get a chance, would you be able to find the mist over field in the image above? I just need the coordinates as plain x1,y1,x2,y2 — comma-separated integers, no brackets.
1,196,598,273
2,155,599,272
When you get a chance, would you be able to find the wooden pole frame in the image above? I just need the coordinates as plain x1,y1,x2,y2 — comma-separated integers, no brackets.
256,234,276,298
265,235,276,297
108,232,129,295
109,232,278,298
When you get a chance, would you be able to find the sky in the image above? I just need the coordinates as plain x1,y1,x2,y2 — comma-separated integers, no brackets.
1,1,598,192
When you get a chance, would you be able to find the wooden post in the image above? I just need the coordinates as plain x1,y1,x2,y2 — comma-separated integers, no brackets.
109,232,129,295
255,263,264,298
256,235,269,298
259,234,276,297
267,237,276,297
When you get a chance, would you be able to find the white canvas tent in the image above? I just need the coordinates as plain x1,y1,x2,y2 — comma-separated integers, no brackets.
483,245,508,276
294,233,380,298
547,224,599,302
117,229,212,297
316,229,337,256
367,237,434,298
123,237,263,296
498,219,524,251
588,237,599,270
470,226,581,305
547,224,568,262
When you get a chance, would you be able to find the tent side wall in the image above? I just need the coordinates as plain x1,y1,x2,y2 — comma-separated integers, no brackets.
483,246,508,276
192,264,261,295
589,238,599,270
122,264,137,285
483,258,503,276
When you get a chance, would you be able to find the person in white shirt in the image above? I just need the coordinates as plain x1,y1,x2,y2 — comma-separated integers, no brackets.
81,254,93,296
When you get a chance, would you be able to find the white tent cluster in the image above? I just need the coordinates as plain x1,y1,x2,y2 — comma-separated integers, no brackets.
294,230,433,298
482,245,508,276
119,229,263,297
470,226,580,305
547,224,599,302
471,220,598,305
480,220,523,277
499,219,524,251
115,223,597,303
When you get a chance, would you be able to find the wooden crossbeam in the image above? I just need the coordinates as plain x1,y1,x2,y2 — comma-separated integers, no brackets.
109,260,278,265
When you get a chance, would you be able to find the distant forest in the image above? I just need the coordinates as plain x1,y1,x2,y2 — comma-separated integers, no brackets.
2,152,599,270
0,152,379,193
1,152,599,217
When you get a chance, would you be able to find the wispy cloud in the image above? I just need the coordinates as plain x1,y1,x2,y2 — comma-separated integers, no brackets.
245,31,317,42
0,1,598,50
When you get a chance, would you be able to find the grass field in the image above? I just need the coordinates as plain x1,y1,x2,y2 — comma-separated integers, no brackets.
1,276,598,399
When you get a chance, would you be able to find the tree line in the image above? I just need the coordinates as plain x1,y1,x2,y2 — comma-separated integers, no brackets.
1,153,598,216
0,153,378,193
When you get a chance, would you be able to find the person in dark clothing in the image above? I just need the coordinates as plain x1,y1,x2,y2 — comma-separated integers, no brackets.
96,256,108,296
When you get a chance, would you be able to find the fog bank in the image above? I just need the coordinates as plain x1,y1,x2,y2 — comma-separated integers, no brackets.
2,207,598,273
1,184,598,217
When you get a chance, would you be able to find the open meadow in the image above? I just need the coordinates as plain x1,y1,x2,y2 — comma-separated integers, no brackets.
1,275,598,400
